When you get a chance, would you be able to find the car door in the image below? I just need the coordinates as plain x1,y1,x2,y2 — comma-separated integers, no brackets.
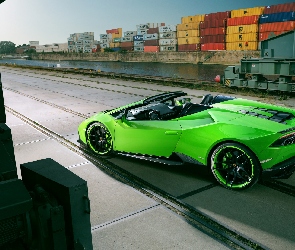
113,117,182,157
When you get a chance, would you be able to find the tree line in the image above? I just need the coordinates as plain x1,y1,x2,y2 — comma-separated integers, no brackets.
0,41,32,54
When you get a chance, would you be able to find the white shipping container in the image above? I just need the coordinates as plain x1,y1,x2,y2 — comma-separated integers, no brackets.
159,32,177,39
83,32,94,36
67,37,74,41
134,41,144,46
83,40,91,45
100,39,110,44
137,28,148,35
124,31,137,37
143,33,159,40
76,41,83,45
134,46,144,52
147,22,165,28
159,39,177,46
136,24,149,29
159,45,177,52
100,34,112,39
100,43,110,48
121,37,132,42
92,45,97,49
159,25,177,33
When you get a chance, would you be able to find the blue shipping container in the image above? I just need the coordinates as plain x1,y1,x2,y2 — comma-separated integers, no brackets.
133,35,144,41
259,11,295,24
111,48,121,52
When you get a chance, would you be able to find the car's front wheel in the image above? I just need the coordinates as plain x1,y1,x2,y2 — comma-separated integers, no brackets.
210,143,260,190
86,122,113,155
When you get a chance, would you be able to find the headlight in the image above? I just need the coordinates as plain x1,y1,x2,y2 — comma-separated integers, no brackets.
271,132,295,147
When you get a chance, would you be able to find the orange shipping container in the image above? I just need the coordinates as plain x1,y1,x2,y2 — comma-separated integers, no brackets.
227,16,259,26
144,46,159,52
259,21,295,32
259,31,286,41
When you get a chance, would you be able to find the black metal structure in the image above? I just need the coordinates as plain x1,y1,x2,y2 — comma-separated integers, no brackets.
0,72,93,250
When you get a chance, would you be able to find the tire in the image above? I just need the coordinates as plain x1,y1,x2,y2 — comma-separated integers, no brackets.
210,143,260,190
86,122,113,155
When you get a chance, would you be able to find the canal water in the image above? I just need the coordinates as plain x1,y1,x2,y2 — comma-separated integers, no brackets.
0,59,228,81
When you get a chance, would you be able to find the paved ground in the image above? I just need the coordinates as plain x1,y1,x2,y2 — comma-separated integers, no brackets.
1,66,295,249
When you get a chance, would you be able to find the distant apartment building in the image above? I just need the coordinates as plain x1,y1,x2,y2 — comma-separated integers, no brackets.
67,32,97,53
29,41,68,53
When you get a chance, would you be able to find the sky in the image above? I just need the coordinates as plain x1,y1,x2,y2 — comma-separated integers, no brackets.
0,0,293,46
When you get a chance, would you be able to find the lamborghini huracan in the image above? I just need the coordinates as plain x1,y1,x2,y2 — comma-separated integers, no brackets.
78,91,295,190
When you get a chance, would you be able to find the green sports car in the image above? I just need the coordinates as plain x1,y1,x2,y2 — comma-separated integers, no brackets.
78,91,295,190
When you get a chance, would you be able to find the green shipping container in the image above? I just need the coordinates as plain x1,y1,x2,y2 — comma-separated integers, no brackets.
113,38,121,43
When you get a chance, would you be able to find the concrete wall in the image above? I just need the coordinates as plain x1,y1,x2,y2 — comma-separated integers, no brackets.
31,50,260,65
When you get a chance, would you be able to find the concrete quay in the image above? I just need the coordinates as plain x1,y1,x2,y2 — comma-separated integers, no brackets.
1,66,295,249
1,66,230,249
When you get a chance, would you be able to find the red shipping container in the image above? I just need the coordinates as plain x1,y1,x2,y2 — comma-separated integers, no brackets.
121,46,133,51
200,27,225,36
227,15,259,26
92,49,97,53
200,35,225,43
264,2,295,14
143,40,159,46
201,43,225,51
200,19,226,28
144,46,159,52
204,11,231,22
121,41,133,48
259,21,295,32
259,31,286,41
147,28,159,34
178,44,201,52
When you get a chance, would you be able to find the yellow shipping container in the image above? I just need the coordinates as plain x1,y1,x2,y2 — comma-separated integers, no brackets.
226,24,258,34
178,37,200,45
177,22,200,31
111,33,122,39
226,33,258,42
226,41,258,51
181,16,189,24
181,15,204,23
193,14,205,22
177,29,200,38
231,6,264,18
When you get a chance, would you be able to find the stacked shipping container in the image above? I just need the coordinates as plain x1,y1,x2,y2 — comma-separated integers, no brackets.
79,2,295,54
259,3,295,41
159,25,178,52
226,7,263,50
177,15,204,52
121,31,136,51
200,12,228,51
67,32,96,53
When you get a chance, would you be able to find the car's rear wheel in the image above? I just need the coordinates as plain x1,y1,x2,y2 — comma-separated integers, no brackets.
86,122,113,155
210,143,260,190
